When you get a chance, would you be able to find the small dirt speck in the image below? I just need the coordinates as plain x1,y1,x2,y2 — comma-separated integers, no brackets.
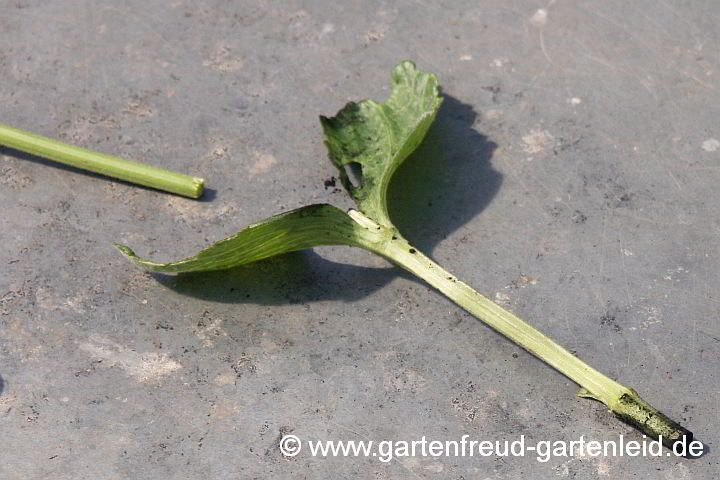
600,312,622,332
572,210,588,224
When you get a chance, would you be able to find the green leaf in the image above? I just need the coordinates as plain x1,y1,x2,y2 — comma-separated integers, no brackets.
113,204,384,273
320,60,443,227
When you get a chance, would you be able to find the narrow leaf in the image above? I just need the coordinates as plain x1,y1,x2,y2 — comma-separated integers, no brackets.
114,204,381,273
320,60,443,227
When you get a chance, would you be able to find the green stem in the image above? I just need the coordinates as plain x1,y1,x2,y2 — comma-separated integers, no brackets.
0,123,204,198
350,210,692,449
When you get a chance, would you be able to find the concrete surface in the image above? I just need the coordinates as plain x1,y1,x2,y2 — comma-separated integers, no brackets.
1,1,719,478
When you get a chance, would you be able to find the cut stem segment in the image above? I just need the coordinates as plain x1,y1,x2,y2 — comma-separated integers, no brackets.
0,123,204,198
350,211,692,450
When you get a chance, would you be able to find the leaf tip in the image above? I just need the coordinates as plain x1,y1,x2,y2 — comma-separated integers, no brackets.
393,59,417,75
113,243,137,259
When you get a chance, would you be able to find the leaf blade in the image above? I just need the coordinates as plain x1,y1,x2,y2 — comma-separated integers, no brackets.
320,60,443,226
114,204,376,273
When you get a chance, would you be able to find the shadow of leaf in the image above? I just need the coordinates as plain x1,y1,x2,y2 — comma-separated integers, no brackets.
388,94,501,252
153,250,401,305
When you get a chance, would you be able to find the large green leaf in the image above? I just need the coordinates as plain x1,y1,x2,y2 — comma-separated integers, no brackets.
114,204,384,273
116,61,442,273
320,60,443,227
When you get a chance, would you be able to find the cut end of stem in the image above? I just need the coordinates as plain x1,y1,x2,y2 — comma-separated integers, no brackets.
189,177,205,199
610,389,693,450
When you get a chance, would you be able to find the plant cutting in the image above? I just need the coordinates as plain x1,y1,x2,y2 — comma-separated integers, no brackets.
115,61,692,449
0,123,204,198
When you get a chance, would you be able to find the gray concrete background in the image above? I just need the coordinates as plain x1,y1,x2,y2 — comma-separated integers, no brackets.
1,0,719,478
